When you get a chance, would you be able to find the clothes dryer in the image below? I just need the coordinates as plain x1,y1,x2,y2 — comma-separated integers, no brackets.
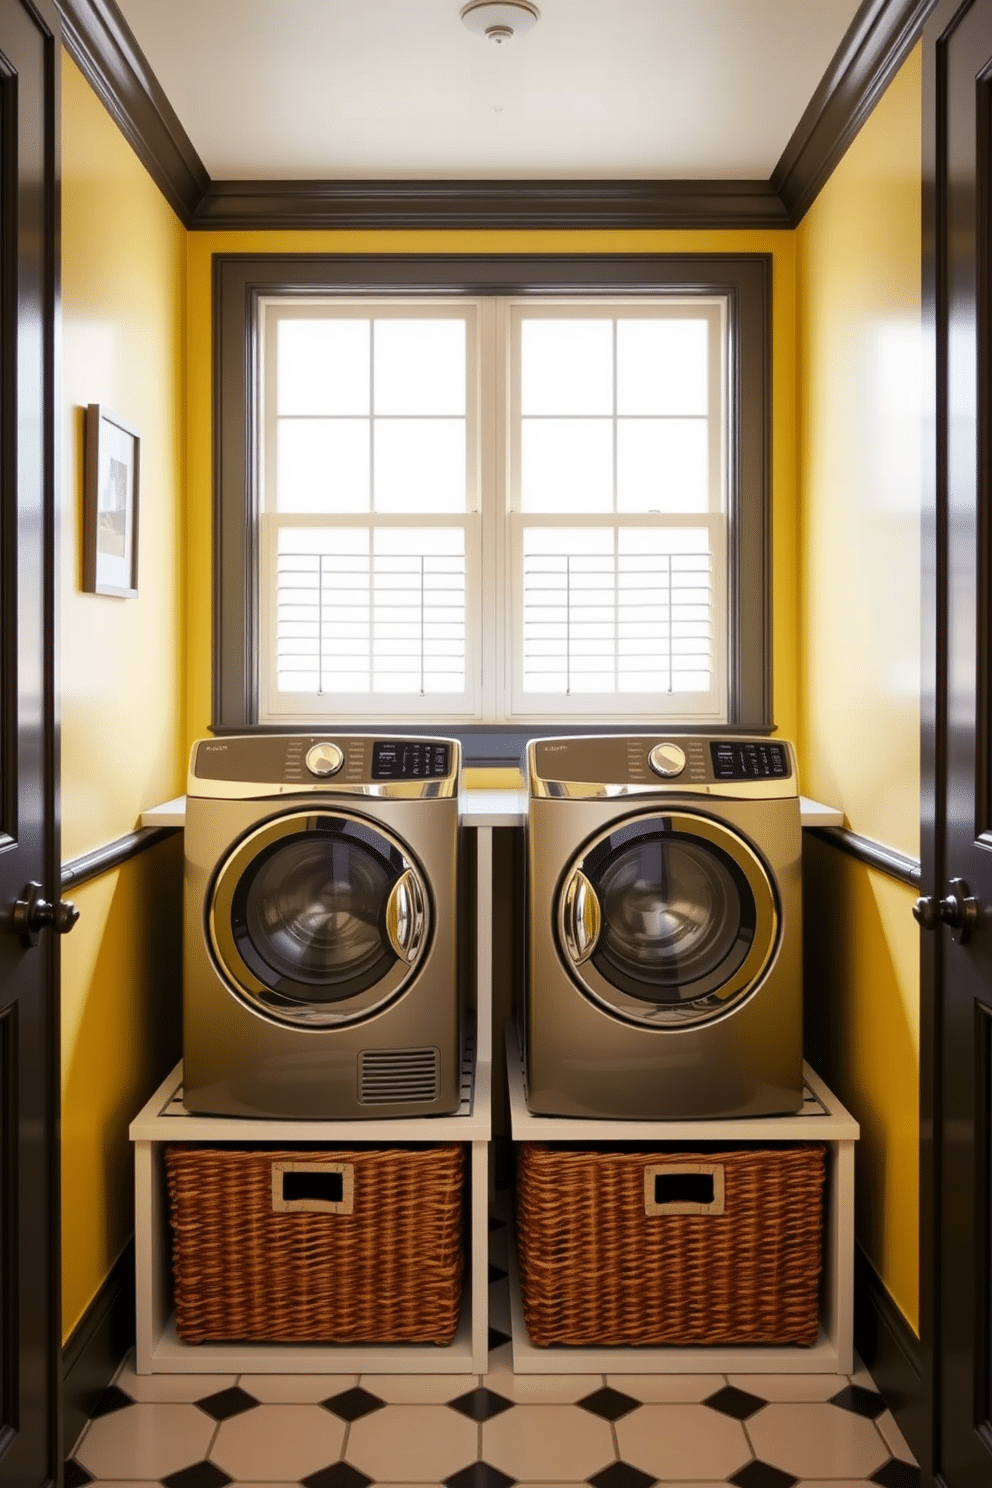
183,734,461,1119
525,734,803,1120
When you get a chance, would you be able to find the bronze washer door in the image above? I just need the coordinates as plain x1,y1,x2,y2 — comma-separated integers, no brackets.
557,810,779,1028
209,810,431,1028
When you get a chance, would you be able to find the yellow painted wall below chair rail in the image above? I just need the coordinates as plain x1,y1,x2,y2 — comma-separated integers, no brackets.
796,46,922,1330
60,55,187,1341
183,228,799,755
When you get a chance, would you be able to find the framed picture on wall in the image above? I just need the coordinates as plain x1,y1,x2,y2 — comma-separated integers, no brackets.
83,403,140,597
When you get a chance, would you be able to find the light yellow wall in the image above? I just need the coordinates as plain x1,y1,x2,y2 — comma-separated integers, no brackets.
797,47,922,1329
60,55,187,1340
185,229,799,752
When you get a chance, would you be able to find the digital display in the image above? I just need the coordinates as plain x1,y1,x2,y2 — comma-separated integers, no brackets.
710,741,790,781
371,741,451,781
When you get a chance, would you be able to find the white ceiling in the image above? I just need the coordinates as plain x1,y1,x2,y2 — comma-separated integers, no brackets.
112,0,864,183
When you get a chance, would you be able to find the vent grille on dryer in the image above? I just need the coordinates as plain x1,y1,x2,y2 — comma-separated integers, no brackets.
358,1047,440,1105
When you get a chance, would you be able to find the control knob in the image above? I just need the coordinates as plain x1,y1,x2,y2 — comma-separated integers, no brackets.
648,743,687,778
306,742,344,778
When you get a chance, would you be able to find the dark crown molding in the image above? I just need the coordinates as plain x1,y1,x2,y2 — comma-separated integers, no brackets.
772,0,940,220
57,0,935,232
58,0,208,221
191,177,790,232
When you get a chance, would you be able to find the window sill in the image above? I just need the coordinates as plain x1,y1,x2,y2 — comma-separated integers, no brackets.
141,792,841,831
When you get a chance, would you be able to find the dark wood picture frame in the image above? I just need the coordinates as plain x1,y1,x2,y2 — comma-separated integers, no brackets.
84,403,140,597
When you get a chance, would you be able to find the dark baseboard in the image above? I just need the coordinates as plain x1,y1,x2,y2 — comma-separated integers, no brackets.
62,1241,135,1460
853,1243,925,1465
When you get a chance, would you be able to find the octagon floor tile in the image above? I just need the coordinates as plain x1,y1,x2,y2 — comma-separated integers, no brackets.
482,1402,615,1481
876,1411,918,1464
794,1480,888,1487
114,1354,239,1404
346,1402,478,1482
615,1402,752,1481
243,1374,358,1403
485,1343,604,1403
360,1373,471,1404
75,1401,216,1480
727,1374,849,1403
210,1403,346,1482
607,1374,726,1404
747,1402,890,1480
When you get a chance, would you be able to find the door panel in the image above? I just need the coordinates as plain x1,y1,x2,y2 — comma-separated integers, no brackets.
0,0,61,1483
924,2,992,1483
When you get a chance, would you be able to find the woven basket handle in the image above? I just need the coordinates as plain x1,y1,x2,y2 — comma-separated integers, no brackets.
271,1160,355,1214
643,1162,725,1216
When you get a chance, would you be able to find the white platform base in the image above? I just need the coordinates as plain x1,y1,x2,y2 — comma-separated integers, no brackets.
130,1056,491,1375
505,1027,859,1374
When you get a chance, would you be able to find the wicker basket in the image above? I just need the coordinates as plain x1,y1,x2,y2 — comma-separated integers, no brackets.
165,1143,465,1344
516,1142,825,1347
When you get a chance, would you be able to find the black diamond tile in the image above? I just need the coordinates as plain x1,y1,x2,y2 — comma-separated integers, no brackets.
488,1215,506,1232
448,1386,515,1422
704,1385,767,1420
488,1325,511,1350
162,1463,233,1488
578,1386,642,1421
195,1385,260,1421
322,1385,386,1422
488,1262,509,1283
445,1464,516,1488
872,1459,921,1488
831,1383,887,1419
588,1463,656,1488
729,1461,798,1488
63,1460,93,1488
302,1464,374,1488
89,1384,135,1417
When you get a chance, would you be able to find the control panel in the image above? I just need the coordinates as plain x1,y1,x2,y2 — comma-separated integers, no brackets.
710,740,790,781
529,734,795,796
190,734,458,795
371,740,451,781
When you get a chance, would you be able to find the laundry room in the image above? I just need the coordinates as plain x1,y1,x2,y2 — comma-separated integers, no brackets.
41,3,946,1484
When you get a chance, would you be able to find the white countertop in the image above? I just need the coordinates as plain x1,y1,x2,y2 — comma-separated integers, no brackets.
142,790,841,830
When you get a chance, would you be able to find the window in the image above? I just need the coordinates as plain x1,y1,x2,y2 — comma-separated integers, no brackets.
215,257,771,760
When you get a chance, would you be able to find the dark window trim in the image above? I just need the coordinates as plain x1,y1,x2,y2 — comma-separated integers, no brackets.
214,253,772,766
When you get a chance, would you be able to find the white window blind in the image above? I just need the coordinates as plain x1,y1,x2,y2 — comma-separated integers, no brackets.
518,526,719,697
272,527,467,697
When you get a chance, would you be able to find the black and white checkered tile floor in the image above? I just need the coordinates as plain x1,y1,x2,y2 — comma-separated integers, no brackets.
66,1214,919,1488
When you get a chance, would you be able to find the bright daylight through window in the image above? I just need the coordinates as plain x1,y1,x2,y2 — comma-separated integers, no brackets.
260,296,727,726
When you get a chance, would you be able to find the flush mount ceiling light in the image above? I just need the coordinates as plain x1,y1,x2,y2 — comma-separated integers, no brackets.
460,0,540,45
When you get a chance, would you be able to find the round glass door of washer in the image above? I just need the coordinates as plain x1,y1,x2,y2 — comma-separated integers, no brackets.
209,811,431,1027
556,811,779,1028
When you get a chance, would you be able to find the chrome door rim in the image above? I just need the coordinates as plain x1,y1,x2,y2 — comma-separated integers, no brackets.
208,809,432,1027
555,809,779,1029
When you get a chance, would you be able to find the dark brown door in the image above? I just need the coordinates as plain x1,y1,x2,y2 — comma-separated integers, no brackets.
922,2,992,1483
0,0,63,1482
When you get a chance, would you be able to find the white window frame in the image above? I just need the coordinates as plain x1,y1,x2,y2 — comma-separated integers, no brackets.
502,297,727,723
257,293,730,727
258,297,488,723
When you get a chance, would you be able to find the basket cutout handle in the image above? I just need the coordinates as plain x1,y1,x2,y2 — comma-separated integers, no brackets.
271,1160,354,1215
644,1162,725,1216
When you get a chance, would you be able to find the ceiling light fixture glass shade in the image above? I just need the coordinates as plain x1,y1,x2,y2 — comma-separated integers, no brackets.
460,0,540,44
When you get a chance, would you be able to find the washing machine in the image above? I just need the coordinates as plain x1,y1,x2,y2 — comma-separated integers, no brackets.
183,733,461,1119
525,734,803,1120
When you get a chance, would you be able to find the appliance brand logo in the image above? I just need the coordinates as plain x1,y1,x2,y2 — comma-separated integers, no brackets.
543,745,568,752
202,744,228,752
